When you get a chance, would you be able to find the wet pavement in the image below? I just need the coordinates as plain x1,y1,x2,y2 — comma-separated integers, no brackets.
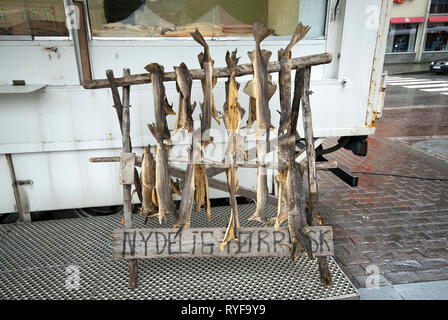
384,72,448,109
317,71,448,290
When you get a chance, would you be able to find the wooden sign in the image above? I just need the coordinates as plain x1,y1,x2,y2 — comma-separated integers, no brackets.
119,152,135,185
112,226,333,259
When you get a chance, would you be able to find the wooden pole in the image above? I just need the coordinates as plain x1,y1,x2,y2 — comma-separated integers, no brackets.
89,156,338,171
106,69,142,203
74,1,92,81
290,68,305,137
106,69,139,288
301,67,332,286
5,154,31,222
122,68,138,288
82,53,332,89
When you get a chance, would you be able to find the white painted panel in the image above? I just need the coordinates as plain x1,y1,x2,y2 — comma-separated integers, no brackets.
89,39,326,81
0,41,79,85
10,149,123,212
339,0,386,126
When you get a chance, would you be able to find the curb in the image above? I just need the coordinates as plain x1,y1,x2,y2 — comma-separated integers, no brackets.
384,69,431,76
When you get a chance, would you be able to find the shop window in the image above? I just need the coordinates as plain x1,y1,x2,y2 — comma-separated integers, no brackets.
0,0,68,37
424,22,448,51
0,10,7,25
20,7,28,23
87,0,327,38
430,0,448,14
386,23,418,53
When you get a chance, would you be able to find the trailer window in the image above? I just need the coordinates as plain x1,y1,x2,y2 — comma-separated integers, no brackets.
386,23,419,53
0,0,68,37
87,0,327,38
424,22,448,51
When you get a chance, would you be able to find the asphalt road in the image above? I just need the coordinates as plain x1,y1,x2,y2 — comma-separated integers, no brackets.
384,72,448,109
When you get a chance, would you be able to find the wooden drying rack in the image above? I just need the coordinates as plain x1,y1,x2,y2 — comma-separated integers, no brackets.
84,50,335,289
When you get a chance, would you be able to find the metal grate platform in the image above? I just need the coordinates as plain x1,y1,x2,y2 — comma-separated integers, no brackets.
0,203,358,300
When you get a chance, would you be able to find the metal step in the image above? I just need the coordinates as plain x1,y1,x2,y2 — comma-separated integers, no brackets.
0,203,358,300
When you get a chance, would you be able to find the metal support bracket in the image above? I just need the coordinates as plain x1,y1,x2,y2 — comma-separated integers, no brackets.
317,155,358,187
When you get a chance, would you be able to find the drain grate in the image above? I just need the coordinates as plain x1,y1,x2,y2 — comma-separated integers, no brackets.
0,203,358,300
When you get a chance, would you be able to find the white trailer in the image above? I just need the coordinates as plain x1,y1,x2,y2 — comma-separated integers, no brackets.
0,0,392,218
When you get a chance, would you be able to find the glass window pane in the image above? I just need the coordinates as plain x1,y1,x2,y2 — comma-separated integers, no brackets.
88,0,327,38
0,0,68,37
0,0,30,36
430,0,448,14
298,0,327,37
386,23,418,53
424,22,448,51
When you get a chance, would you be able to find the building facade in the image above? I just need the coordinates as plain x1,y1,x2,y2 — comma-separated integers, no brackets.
385,0,448,64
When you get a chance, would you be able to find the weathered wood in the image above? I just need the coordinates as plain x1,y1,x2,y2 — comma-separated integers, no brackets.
122,70,132,153
119,152,135,185
205,166,226,177
106,70,141,200
74,1,92,81
112,226,333,259
278,23,310,135
82,53,332,89
90,156,338,171
301,67,332,286
121,68,138,288
290,68,305,137
203,136,322,177
302,68,318,226
106,70,123,127
128,259,138,288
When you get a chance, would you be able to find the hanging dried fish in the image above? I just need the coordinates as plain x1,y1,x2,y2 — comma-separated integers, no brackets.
243,22,275,225
174,63,195,135
192,129,212,220
144,63,173,142
286,161,314,261
271,170,288,229
244,77,276,130
280,135,313,261
174,147,195,237
170,178,182,197
278,23,310,135
193,162,211,220
148,123,177,224
190,29,220,147
219,50,245,250
140,146,158,222
272,23,310,230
